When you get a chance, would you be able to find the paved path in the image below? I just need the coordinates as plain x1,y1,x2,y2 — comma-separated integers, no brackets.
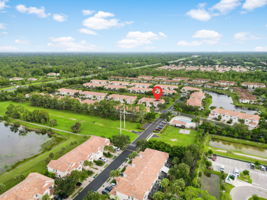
73,117,165,200
211,156,267,200
231,185,267,200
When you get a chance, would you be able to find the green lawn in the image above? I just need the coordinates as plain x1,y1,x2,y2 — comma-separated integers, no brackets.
152,126,198,146
0,101,140,141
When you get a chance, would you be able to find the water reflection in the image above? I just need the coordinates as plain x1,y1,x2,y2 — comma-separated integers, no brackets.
207,91,256,114
0,122,49,173
210,138,267,158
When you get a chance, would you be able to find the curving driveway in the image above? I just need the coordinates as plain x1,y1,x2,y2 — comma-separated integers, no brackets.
231,185,267,200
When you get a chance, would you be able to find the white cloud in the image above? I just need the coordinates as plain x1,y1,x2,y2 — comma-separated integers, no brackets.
15,39,29,44
193,29,222,40
234,32,259,40
79,28,97,35
48,36,96,51
16,4,49,18
212,0,241,14
53,14,67,22
82,9,94,16
254,46,267,51
243,0,267,10
177,29,222,47
82,11,132,30
0,23,6,30
0,0,8,10
118,31,166,49
0,45,18,52
186,8,212,21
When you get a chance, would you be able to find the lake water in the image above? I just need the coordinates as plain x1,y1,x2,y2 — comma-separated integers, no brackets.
210,138,267,158
0,122,49,173
207,91,256,114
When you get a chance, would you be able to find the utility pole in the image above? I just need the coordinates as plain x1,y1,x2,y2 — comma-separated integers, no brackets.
123,104,126,129
119,109,122,135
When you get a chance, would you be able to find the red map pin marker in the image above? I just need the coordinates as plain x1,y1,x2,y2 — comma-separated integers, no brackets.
152,86,163,101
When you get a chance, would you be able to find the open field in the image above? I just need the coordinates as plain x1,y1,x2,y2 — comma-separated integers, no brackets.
152,126,198,146
0,101,140,141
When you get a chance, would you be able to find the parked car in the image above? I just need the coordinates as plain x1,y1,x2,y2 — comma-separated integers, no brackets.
260,165,266,171
105,185,114,192
233,168,240,176
100,157,108,162
219,165,225,172
249,163,255,169
102,189,109,195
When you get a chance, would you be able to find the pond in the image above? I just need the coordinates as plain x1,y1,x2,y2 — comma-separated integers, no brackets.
210,138,267,158
206,91,256,114
0,122,50,173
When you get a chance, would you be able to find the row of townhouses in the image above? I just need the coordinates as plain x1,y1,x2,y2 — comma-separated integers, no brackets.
109,76,266,90
58,88,165,108
209,108,260,129
111,148,169,200
84,80,178,95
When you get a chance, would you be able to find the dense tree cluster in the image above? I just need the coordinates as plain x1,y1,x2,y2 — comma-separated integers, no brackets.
200,121,267,143
5,104,50,124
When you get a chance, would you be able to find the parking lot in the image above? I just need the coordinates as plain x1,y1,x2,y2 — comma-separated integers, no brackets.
211,156,267,200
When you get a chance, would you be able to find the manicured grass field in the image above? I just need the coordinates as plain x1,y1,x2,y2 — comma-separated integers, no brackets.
0,101,140,141
152,126,198,146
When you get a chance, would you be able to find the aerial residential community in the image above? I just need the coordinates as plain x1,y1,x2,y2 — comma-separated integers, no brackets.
1,0,267,200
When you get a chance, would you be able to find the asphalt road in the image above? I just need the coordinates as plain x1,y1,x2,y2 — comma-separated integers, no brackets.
73,117,165,200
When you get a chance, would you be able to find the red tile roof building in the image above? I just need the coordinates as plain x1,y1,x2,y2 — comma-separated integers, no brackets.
0,173,54,200
48,136,110,177
209,108,260,129
111,148,169,200
138,97,165,108
108,94,137,104
186,91,205,107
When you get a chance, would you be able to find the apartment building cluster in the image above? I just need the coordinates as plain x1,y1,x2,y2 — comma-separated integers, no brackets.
0,136,110,200
48,136,110,177
180,86,205,108
233,87,257,104
0,173,54,200
83,79,178,95
111,148,169,200
241,82,266,90
158,65,249,73
58,88,165,109
209,108,260,129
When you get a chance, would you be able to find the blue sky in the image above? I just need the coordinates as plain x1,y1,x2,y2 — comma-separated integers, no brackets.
0,0,267,52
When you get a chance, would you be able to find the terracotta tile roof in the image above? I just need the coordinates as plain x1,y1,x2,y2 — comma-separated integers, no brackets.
155,84,178,90
181,86,201,92
0,173,54,200
233,87,257,101
111,148,169,200
109,81,130,86
138,97,165,104
241,82,265,87
83,83,105,87
211,108,260,121
48,136,110,174
108,94,137,103
80,99,97,105
132,83,151,88
80,91,107,97
104,85,127,90
154,76,169,80
186,91,205,107
129,87,152,93
58,88,80,94
172,77,189,81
